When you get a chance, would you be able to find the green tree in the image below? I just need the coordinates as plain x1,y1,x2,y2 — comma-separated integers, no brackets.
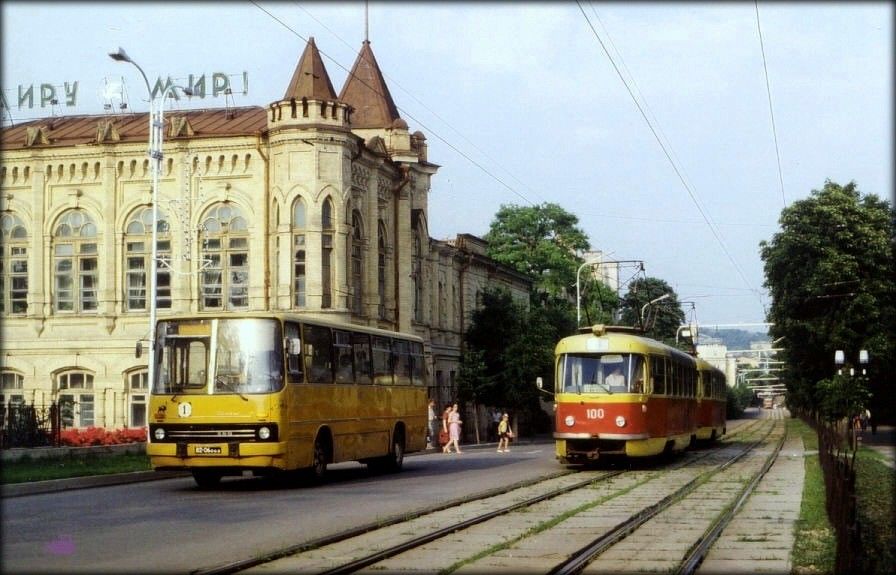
485,203,590,300
759,180,895,419
618,277,686,343
460,288,566,433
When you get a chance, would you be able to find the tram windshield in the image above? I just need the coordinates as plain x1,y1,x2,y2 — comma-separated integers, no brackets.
558,353,645,394
154,318,284,395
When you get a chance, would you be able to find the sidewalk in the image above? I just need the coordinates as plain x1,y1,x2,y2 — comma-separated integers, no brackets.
858,424,895,467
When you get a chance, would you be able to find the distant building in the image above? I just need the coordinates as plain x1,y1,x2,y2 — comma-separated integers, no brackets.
0,37,531,428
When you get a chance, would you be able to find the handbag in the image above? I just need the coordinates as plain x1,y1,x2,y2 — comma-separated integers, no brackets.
506,430,514,440
438,429,449,445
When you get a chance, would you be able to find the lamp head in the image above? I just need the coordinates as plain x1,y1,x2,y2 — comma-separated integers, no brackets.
108,47,131,63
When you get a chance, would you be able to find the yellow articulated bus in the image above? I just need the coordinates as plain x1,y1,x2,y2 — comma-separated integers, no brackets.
145,313,428,487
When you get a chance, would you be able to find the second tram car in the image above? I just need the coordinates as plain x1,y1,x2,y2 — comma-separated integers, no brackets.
696,358,727,441
544,324,725,465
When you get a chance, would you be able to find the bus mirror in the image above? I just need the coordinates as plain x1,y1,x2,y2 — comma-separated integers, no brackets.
135,341,143,358
536,376,543,389
288,338,302,355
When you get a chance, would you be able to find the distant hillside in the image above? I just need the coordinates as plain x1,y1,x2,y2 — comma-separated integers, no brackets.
699,328,770,349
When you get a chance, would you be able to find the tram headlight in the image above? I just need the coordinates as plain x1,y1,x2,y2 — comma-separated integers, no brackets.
564,415,576,427
154,427,166,441
615,416,627,428
257,426,271,440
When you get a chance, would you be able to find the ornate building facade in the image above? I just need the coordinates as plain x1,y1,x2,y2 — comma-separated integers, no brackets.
0,38,531,429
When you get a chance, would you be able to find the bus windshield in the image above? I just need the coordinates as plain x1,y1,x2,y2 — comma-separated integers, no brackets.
154,318,284,395
558,353,645,394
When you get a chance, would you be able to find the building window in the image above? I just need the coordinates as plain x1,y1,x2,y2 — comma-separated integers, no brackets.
413,228,423,322
0,213,28,315
321,198,334,309
1,370,24,391
378,222,387,320
53,210,98,313
292,199,306,307
56,370,94,428
128,370,148,428
124,207,171,311
351,212,363,315
199,204,249,310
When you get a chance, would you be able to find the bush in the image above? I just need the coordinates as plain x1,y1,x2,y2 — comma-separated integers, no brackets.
59,426,146,446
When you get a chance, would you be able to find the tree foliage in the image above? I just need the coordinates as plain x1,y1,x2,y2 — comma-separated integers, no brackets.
459,288,569,432
618,276,686,344
485,203,590,299
759,180,895,420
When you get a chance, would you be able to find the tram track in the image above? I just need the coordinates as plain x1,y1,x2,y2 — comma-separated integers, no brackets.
194,418,783,575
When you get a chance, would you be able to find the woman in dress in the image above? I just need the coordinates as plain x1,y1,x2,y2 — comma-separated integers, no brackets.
441,405,452,453
447,403,463,454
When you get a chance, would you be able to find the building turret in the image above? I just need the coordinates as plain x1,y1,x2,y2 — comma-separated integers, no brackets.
268,37,350,131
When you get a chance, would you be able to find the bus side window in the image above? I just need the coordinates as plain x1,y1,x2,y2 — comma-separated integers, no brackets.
393,340,411,385
352,332,372,385
409,341,425,386
285,322,303,383
334,330,354,383
303,324,333,383
372,336,393,385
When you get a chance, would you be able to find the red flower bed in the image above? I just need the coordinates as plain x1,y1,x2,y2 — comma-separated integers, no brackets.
59,426,147,446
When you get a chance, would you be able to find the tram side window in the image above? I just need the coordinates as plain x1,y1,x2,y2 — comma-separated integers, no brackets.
393,340,411,385
651,356,666,395
285,322,303,383
303,324,333,383
372,336,393,384
352,332,372,385
409,341,425,386
334,330,354,383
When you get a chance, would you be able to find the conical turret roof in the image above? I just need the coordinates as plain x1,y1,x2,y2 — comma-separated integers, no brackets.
339,40,401,129
283,36,338,101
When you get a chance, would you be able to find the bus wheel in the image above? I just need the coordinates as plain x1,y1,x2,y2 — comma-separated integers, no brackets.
307,438,328,484
192,469,222,488
369,435,404,474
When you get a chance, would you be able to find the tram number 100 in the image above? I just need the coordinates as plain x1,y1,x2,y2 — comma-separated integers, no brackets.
585,408,605,419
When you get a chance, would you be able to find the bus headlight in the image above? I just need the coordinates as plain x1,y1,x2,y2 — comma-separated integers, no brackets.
615,416,626,428
257,426,271,440
564,415,575,427
154,427,166,441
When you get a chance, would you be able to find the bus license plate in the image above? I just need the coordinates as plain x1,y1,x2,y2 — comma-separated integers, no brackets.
193,445,224,455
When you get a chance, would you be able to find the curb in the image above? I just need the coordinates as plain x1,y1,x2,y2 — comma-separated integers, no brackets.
1,470,189,498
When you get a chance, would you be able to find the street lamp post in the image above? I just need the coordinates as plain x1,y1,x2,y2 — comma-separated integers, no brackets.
109,47,190,429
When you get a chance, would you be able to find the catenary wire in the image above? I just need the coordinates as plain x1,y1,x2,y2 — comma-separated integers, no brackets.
755,1,788,209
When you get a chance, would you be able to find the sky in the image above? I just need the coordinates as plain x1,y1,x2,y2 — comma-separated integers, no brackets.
2,1,892,331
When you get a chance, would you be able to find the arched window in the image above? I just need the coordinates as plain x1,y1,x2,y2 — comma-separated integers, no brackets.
53,210,98,313
127,369,148,428
378,221,387,319
0,213,28,315
292,198,307,307
56,370,94,428
321,197,334,309
199,204,249,310
124,207,171,311
351,211,364,315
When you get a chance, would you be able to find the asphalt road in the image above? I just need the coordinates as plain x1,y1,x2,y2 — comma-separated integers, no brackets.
2,439,560,574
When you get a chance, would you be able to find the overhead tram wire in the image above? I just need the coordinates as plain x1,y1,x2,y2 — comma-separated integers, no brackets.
755,1,787,209
251,1,538,208
576,1,762,306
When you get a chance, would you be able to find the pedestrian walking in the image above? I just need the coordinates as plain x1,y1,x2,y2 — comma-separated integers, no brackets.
497,413,513,452
491,408,502,442
427,399,438,448
447,403,463,454
441,406,452,453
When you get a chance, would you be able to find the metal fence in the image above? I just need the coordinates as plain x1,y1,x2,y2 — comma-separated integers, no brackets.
0,403,61,449
804,412,860,574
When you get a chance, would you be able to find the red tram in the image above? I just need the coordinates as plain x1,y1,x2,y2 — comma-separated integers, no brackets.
540,324,726,465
